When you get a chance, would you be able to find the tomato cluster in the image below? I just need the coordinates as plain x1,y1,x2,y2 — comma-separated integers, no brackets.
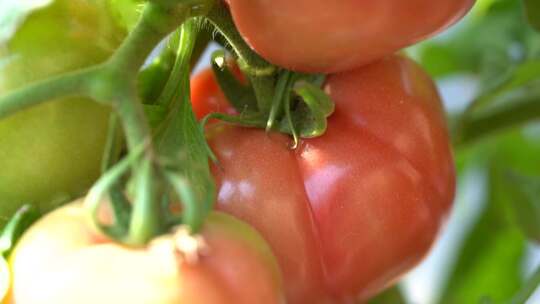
2,0,470,303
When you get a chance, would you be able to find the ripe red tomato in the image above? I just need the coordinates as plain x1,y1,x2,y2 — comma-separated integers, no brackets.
225,0,475,72
190,67,237,120
192,54,455,302
5,200,285,304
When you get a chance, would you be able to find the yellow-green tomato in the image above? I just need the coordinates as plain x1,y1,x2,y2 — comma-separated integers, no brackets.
0,257,8,302
5,200,285,304
0,0,124,226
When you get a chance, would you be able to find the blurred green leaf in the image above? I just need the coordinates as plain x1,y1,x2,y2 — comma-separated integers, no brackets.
502,171,540,243
154,20,215,231
368,287,406,304
0,0,53,45
454,92,540,146
523,0,540,31
413,0,540,82
439,165,526,303
491,127,540,174
470,60,540,112
138,48,176,105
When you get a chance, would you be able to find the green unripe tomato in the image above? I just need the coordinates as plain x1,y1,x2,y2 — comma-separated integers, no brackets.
0,0,125,226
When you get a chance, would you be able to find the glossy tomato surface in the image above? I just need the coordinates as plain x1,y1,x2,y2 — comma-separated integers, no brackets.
0,0,124,226
5,200,285,304
190,67,237,120
193,54,455,302
226,0,475,72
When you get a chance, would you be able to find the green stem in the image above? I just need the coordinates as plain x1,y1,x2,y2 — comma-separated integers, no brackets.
116,91,152,152
206,2,275,77
109,2,189,74
0,67,98,119
126,159,161,245
101,114,124,173
206,2,277,114
454,94,540,146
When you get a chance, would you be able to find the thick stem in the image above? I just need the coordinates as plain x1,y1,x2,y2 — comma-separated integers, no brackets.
116,91,152,152
454,94,540,146
0,67,99,119
206,3,277,114
109,2,189,74
206,2,275,77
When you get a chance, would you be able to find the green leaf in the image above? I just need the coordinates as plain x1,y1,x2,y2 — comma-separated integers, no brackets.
211,50,258,113
280,81,335,139
412,0,540,81
368,287,407,304
503,171,540,243
470,60,540,112
138,48,176,105
154,19,215,232
0,0,53,45
143,104,168,128
454,92,540,146
439,166,526,303
523,0,540,31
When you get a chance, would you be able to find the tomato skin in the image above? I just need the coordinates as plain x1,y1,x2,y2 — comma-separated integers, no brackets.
194,54,455,302
295,56,455,299
5,200,285,304
226,0,475,73
0,0,124,226
207,126,334,304
190,68,236,120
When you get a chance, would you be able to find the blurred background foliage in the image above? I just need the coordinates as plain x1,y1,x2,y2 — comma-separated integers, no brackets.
371,0,540,303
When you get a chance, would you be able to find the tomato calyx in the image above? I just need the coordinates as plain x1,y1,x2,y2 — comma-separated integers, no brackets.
201,48,335,147
203,2,336,147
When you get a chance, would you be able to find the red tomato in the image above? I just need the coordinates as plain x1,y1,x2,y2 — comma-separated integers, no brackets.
5,200,285,304
225,0,475,73
192,54,455,302
190,68,236,120
190,62,243,119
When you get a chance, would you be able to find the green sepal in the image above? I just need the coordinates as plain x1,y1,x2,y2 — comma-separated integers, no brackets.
154,19,215,233
279,80,335,141
211,50,258,113
138,49,176,105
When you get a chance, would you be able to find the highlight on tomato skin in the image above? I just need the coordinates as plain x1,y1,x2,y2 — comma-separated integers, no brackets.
5,200,286,304
225,0,475,73
192,54,455,302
